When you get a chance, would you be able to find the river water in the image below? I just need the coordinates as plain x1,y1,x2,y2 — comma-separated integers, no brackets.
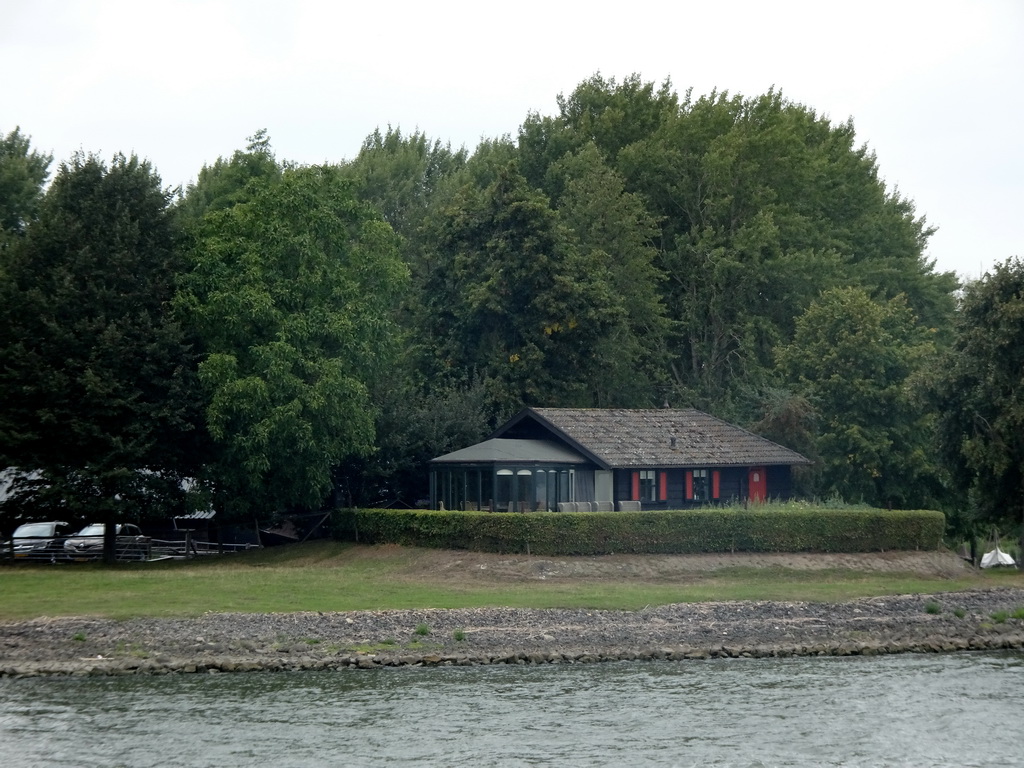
2,651,1022,767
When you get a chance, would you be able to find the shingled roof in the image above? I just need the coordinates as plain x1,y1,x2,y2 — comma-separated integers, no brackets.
493,408,811,470
431,438,589,465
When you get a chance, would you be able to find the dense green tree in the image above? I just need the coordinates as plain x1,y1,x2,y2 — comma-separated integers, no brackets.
616,88,956,412
514,78,957,426
399,75,958,506
340,127,467,243
547,144,669,405
175,129,282,226
0,153,204,544
333,373,493,508
0,127,52,247
935,257,1024,557
329,129,479,505
748,387,819,497
518,73,677,193
454,137,520,191
777,287,940,507
418,162,625,413
176,164,408,516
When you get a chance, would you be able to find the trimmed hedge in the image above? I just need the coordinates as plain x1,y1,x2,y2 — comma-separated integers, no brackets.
331,504,945,556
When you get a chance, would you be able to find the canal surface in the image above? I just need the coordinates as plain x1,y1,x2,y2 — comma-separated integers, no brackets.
1,651,1022,767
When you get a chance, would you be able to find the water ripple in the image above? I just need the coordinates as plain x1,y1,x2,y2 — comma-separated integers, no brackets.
1,652,1022,767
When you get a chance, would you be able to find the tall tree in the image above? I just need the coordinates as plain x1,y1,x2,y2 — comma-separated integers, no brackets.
777,287,940,507
175,129,282,226
0,153,203,540
548,143,669,405
617,88,956,413
935,257,1024,558
329,129,477,505
418,161,623,414
0,127,53,247
177,164,408,516
518,73,678,193
340,126,467,244
513,77,958,424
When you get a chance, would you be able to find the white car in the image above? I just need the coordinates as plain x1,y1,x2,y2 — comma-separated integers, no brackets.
64,523,150,561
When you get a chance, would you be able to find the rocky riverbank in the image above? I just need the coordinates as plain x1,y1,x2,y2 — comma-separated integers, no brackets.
3,587,1024,677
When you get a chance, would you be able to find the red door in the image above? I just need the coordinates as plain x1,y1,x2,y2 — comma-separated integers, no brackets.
748,467,766,503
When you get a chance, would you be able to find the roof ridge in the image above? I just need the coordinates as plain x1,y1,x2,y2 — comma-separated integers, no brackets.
517,407,810,467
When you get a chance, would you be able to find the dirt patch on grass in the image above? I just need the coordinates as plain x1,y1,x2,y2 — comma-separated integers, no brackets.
369,547,975,583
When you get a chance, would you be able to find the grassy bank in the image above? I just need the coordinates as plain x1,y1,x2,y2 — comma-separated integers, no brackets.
1,541,1022,621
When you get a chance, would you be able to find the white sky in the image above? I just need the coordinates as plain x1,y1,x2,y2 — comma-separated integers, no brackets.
3,0,1021,280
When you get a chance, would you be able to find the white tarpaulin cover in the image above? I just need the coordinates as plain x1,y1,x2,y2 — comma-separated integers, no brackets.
981,547,1016,568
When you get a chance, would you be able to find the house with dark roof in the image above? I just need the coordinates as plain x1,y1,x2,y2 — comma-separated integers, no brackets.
429,408,811,512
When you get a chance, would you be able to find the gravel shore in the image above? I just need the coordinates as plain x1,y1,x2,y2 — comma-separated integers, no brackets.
3,588,1023,676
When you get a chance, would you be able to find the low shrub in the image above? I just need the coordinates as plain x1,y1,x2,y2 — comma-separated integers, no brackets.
332,503,944,556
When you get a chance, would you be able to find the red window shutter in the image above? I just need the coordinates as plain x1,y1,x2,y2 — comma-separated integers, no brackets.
713,470,720,499
659,471,667,501
631,471,640,501
685,471,693,500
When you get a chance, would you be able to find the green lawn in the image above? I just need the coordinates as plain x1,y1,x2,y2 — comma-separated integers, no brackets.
1,541,1020,621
